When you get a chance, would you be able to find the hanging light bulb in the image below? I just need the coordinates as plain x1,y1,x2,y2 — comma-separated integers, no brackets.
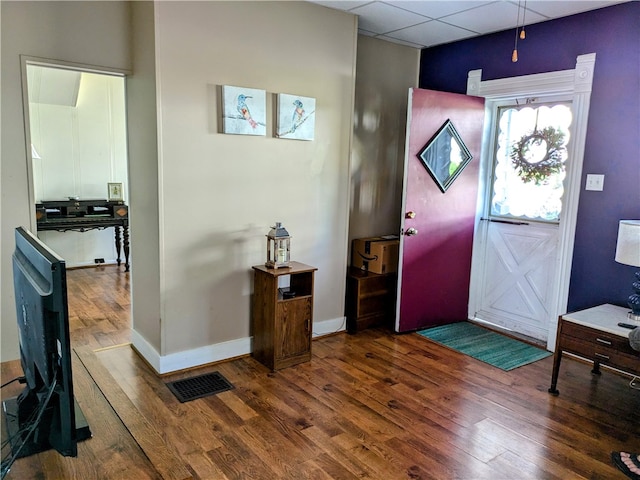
520,0,528,39
512,0,521,62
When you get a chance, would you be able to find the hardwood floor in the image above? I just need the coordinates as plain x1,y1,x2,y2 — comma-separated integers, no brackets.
2,265,639,479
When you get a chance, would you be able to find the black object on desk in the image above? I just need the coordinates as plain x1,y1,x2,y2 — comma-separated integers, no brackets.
618,322,637,329
36,199,130,271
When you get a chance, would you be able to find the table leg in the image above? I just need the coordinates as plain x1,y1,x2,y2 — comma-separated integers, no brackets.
591,361,601,375
548,349,562,395
123,225,130,272
114,226,122,266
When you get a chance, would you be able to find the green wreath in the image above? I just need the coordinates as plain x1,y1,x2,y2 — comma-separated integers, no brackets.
510,126,566,185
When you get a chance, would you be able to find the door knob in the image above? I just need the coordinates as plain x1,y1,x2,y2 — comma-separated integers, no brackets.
405,227,418,236
405,211,416,219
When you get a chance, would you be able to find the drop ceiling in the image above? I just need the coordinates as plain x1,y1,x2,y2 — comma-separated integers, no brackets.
310,1,629,48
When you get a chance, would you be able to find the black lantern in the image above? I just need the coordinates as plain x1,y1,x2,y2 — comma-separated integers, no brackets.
265,222,291,269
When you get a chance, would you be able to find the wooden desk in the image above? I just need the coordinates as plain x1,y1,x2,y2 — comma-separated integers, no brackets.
548,304,640,395
36,199,130,271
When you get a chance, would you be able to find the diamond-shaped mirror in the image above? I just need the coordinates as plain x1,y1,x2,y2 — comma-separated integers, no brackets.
417,119,472,193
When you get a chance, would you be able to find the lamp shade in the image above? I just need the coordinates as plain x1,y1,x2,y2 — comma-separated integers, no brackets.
615,220,640,267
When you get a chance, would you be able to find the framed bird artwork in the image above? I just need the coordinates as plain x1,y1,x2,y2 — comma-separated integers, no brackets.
222,85,266,136
276,93,316,141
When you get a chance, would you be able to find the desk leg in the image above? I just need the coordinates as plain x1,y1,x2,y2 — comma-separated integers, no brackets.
591,361,601,375
548,349,562,396
123,225,130,272
114,226,122,267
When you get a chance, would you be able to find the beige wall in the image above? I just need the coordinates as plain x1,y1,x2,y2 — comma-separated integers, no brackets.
127,0,162,353
349,35,420,247
1,1,132,361
146,1,357,367
1,0,357,368
1,2,419,372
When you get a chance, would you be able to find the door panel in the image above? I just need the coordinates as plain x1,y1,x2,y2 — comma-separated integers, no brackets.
397,89,485,332
474,221,558,340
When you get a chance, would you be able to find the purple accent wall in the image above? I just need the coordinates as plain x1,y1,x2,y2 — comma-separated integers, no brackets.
419,2,640,312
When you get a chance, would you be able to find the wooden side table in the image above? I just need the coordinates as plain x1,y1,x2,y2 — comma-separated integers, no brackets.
548,303,640,395
345,267,396,333
251,262,317,371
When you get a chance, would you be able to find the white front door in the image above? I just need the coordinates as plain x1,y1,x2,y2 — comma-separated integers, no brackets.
467,54,596,350
472,102,571,341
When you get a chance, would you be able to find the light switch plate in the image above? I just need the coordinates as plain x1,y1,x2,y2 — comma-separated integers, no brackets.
586,174,604,191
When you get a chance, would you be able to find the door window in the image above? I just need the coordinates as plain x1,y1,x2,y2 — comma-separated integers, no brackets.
490,103,572,222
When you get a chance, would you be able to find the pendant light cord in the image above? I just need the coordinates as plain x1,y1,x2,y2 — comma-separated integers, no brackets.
512,1,522,62
520,0,528,39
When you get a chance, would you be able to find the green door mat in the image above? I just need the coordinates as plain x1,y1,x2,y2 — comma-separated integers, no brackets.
417,321,552,371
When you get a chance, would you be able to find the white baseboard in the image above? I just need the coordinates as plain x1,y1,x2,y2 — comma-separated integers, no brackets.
312,316,346,338
131,316,346,375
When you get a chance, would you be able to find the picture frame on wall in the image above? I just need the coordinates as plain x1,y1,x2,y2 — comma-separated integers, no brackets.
108,182,124,201
417,119,472,193
276,93,316,140
222,85,267,136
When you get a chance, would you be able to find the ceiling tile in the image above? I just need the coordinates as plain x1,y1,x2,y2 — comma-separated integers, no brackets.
385,19,478,48
374,34,425,49
350,2,429,34
389,1,494,19
307,0,631,48
524,0,625,19
443,2,548,34
311,0,371,11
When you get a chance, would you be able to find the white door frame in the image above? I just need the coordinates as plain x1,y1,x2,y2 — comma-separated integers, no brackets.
467,53,596,351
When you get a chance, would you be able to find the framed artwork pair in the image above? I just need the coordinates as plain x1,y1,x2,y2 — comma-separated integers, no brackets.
221,85,315,141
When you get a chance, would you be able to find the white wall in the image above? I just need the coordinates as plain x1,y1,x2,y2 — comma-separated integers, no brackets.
30,70,129,267
1,1,131,361
140,1,357,369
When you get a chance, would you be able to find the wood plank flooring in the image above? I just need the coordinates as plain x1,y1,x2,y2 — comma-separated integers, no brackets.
2,265,640,479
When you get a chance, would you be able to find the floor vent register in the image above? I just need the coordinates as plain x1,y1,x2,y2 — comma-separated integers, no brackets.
166,371,234,403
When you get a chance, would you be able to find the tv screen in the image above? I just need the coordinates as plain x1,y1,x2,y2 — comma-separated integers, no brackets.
2,227,90,475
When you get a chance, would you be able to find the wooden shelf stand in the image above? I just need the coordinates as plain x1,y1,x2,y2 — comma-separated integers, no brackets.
251,262,317,371
345,267,396,333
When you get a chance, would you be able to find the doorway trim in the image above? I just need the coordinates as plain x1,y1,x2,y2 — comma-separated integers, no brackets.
467,53,596,351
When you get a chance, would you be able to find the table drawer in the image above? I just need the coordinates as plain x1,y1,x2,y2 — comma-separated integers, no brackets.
560,321,637,355
593,349,640,374
560,327,640,375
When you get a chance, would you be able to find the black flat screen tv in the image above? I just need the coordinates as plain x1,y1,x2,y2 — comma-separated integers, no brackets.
2,227,90,475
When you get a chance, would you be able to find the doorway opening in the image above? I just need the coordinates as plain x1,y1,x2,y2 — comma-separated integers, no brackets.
21,57,132,346
24,59,129,267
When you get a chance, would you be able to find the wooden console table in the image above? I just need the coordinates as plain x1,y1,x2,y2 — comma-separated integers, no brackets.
36,199,130,271
548,303,640,395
